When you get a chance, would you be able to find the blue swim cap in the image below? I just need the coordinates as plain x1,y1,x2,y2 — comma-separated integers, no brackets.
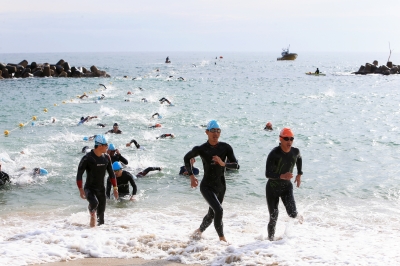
83,136,89,141
108,143,116,151
112,161,122,171
94,134,108,145
31,122,35,126
39,168,48,175
158,115,163,119
206,120,220,130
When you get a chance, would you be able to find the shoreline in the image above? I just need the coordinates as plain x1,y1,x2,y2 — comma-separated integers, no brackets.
32,257,203,266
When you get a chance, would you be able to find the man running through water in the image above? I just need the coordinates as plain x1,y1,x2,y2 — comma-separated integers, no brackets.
183,120,239,242
76,135,119,227
265,127,302,241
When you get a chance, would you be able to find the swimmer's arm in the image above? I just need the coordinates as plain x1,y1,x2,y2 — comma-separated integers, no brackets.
225,145,240,170
296,152,303,176
76,156,87,188
183,147,200,176
106,178,112,198
129,173,137,196
265,152,281,180
118,154,129,165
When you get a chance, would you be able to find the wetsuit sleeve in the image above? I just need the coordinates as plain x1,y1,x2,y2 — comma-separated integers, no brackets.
265,150,280,180
106,154,117,187
128,173,137,195
225,145,240,170
130,139,140,148
118,154,129,165
296,150,303,175
106,178,112,198
76,155,87,188
183,147,200,176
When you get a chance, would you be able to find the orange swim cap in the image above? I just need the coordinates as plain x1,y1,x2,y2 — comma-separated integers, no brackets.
280,127,294,137
127,91,132,94
266,122,272,127
155,123,161,127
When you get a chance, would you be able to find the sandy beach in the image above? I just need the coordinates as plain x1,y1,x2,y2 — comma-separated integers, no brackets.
33,258,202,266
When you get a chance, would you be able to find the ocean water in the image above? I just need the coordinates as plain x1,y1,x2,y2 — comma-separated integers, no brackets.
0,52,399,266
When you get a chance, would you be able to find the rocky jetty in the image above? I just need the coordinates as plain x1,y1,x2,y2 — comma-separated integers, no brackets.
352,60,399,75
0,59,110,79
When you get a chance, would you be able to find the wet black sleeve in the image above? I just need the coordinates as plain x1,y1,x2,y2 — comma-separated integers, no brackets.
106,178,111,198
118,154,129,165
265,150,281,180
296,150,303,175
127,173,137,195
225,144,239,170
76,155,88,188
183,146,200,176
106,154,117,186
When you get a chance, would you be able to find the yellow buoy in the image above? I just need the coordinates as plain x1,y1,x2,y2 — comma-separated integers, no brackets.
44,108,48,113
54,103,57,106
96,90,98,92
19,123,24,127
32,116,37,121
4,130,9,136
62,101,66,104
70,99,73,102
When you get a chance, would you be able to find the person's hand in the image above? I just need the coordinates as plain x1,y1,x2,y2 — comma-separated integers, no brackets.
113,189,119,200
115,149,120,155
130,195,136,201
212,156,225,166
280,172,293,180
294,175,302,187
126,143,131,147
190,175,198,188
183,171,188,175
79,188,86,199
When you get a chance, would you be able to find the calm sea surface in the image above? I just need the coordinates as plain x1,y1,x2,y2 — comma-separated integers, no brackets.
0,52,399,265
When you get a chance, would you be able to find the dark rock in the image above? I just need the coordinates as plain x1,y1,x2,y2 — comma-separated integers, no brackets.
55,65,64,74
30,62,37,69
90,65,99,72
58,71,67,78
0,70,2,79
56,59,65,66
63,62,70,71
67,70,72,77
2,68,9,78
387,61,393,68
0,62,6,71
6,65,17,74
18,60,29,68
364,63,372,73
33,69,43,77
22,72,32,78
43,64,51,77
82,67,88,73
373,60,378,66
382,70,390,75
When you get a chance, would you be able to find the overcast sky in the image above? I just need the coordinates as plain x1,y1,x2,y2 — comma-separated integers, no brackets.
1,0,399,53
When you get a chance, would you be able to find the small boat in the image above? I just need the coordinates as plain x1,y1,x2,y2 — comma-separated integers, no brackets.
277,45,298,61
305,72,326,76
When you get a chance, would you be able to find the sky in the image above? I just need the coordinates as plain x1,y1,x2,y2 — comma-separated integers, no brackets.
1,0,399,53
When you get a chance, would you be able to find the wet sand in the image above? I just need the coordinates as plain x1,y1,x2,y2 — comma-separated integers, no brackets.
33,258,202,266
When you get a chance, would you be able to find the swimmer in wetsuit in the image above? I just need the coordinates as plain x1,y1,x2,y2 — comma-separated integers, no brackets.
126,139,141,149
0,163,10,186
179,158,199,175
315,68,320,74
264,122,273,131
151,113,162,119
106,162,137,200
265,127,303,241
76,135,118,227
106,123,122,134
107,144,129,165
183,120,239,242
159,97,172,105
156,133,174,139
136,167,161,177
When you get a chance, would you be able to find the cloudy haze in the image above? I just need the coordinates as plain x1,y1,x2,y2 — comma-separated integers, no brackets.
1,0,399,53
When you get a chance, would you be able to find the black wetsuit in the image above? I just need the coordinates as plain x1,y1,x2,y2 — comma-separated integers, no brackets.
0,171,10,186
129,139,140,149
157,134,173,139
76,150,115,225
179,166,199,175
107,129,122,134
265,145,303,239
106,170,137,198
136,167,161,177
184,141,239,237
110,153,128,165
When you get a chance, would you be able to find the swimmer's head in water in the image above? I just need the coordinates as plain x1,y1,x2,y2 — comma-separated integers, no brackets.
81,117,84,121
108,143,116,151
155,123,161,128
82,146,90,153
94,134,108,146
206,120,220,131
266,122,272,127
112,161,123,171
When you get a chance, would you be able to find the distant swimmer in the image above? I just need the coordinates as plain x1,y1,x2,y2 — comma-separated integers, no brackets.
78,116,98,125
76,134,118,227
126,139,141,149
106,162,137,200
151,113,162,119
265,128,303,241
138,87,144,91
141,98,148,103
179,158,199,176
183,120,239,242
0,163,10,186
79,93,89,99
98,94,106,100
33,167,48,176
149,123,162,129
156,133,174,139
136,167,162,178
127,91,132,95
99,84,107,90
124,99,131,102
97,123,106,128
177,77,185,81
81,146,91,154
107,144,128,165
106,123,122,134
315,68,320,74
159,97,172,105
192,64,197,67
264,122,273,131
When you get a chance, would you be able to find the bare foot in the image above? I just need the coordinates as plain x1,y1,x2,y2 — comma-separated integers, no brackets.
297,214,304,224
219,236,227,242
190,229,202,240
